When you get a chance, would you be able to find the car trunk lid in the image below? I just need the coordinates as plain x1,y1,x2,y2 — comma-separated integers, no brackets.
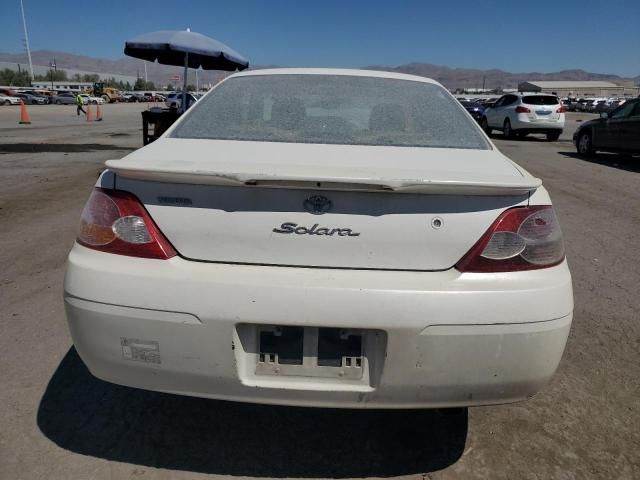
107,139,536,271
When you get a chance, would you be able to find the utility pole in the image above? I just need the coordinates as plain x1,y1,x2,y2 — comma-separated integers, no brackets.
144,62,147,83
49,59,56,91
19,0,34,84
195,69,199,91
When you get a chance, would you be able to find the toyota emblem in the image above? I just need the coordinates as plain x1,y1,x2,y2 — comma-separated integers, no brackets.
303,195,333,215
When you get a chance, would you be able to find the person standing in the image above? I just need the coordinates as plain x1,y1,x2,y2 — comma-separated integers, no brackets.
76,93,86,116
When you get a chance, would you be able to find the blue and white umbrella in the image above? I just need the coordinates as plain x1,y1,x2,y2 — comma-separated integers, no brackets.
124,29,249,110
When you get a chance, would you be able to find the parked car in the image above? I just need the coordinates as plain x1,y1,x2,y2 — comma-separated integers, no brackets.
561,98,575,112
52,92,78,105
592,100,608,113
586,98,607,113
142,92,166,102
165,92,198,109
79,94,105,105
459,100,485,122
15,92,47,105
128,93,147,102
575,99,592,112
574,98,640,157
64,68,572,409
0,88,17,97
481,93,565,140
0,94,21,105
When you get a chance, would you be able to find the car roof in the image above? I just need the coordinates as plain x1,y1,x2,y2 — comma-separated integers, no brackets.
229,68,443,86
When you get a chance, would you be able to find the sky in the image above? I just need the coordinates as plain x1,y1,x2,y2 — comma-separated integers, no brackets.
2,0,639,76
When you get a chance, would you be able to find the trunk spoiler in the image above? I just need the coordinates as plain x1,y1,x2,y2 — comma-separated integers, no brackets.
106,162,541,196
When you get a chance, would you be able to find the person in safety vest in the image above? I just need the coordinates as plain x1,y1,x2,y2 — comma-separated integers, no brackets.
76,93,86,116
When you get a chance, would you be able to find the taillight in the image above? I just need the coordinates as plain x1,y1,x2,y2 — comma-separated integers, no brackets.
515,106,531,113
556,105,566,113
456,206,564,272
77,188,176,259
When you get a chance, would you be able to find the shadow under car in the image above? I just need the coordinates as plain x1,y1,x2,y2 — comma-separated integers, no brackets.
37,348,468,478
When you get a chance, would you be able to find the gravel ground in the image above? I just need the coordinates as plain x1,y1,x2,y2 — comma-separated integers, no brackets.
0,105,638,479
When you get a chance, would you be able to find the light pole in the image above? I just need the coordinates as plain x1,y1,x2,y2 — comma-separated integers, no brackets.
49,59,56,91
19,0,34,84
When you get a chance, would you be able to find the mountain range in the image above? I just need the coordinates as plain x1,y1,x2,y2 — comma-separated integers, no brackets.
1,50,638,89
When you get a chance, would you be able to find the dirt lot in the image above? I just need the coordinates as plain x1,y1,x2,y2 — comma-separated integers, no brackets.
0,104,638,479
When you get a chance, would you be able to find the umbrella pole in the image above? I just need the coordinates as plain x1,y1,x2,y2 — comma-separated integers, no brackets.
181,52,189,113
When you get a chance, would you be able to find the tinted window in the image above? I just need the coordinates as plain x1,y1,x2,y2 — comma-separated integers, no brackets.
172,75,489,150
460,101,482,108
501,95,518,106
611,101,637,119
523,96,559,105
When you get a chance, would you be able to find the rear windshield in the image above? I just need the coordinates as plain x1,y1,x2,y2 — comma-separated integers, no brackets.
172,74,489,150
523,95,559,106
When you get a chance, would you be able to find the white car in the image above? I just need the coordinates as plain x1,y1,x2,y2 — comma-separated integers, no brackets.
79,94,105,105
64,69,573,409
165,92,198,109
481,93,565,140
0,95,21,105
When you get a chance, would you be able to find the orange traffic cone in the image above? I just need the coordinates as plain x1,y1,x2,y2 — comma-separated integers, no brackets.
95,104,103,121
19,100,31,125
86,104,93,121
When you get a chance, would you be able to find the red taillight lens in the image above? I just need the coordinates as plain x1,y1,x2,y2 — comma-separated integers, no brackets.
515,106,531,113
556,105,566,113
456,206,564,272
77,188,177,259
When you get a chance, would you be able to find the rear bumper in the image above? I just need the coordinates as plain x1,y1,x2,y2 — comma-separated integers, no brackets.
513,114,564,132
64,244,573,409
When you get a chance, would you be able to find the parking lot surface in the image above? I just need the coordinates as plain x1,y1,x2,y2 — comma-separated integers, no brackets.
0,104,638,479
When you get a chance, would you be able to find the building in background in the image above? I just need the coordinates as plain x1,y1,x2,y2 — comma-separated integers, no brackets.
30,81,93,92
518,80,639,98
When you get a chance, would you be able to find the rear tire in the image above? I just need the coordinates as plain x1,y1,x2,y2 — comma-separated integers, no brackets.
577,131,594,157
547,132,561,141
480,117,492,135
2,100,9,106
503,118,514,139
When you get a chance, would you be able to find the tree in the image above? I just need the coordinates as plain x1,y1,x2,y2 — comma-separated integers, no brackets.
80,73,99,83
0,68,31,87
104,77,120,88
33,69,68,82
134,78,156,90
186,84,196,92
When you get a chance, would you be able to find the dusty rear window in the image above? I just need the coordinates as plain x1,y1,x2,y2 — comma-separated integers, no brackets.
522,96,559,106
171,74,489,150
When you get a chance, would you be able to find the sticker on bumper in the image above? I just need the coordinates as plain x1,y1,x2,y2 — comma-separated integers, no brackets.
120,338,161,364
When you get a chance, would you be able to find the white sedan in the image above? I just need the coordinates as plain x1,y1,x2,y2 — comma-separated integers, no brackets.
0,95,22,105
64,69,573,409
78,94,105,105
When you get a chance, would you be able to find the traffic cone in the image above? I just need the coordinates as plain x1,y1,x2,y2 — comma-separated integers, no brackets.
19,100,31,125
95,104,103,121
86,104,93,122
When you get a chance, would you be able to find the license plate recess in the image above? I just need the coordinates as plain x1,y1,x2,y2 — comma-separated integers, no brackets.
254,326,376,379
